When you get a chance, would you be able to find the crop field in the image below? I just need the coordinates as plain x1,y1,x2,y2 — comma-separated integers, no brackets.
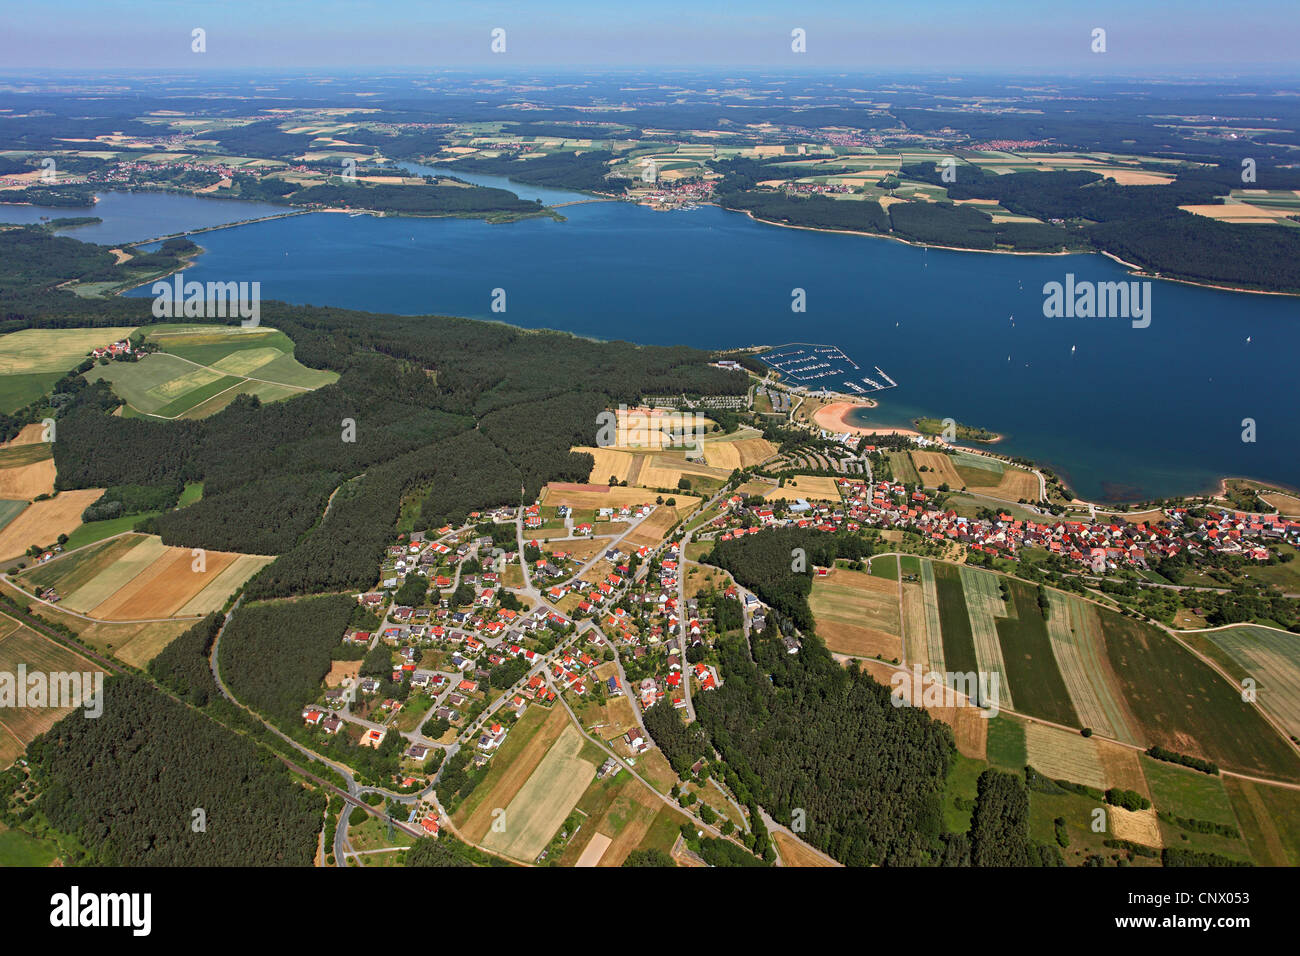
1194,624,1300,741
986,715,1027,770
888,451,920,485
1103,613,1300,782
0,489,104,562
991,579,1078,727
1025,721,1105,790
809,568,901,660
1224,776,1300,866
21,532,269,621
1141,756,1255,862
0,500,27,536
1259,491,1300,515
85,325,336,419
0,327,138,412
1041,593,1135,744
623,501,697,549
0,437,54,499
931,562,977,675
763,475,843,502
540,482,696,513
455,704,569,841
862,658,987,758
900,580,930,668
910,451,963,489
959,566,1014,711
0,615,103,750
918,560,947,672
480,725,597,861
559,768,667,867
700,435,777,471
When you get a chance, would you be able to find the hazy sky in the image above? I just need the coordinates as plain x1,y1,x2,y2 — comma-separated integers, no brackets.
3,0,1298,74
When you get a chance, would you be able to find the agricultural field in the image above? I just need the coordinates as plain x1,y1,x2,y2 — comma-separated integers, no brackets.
479,725,598,862
1024,722,1105,790
1259,490,1300,516
699,432,777,471
0,438,54,499
0,327,137,413
911,450,1038,501
16,532,271,621
960,566,1015,713
772,830,835,867
1190,624,1300,742
540,482,696,514
1140,755,1253,861
0,489,104,563
931,561,978,675
1044,592,1139,744
1223,775,1300,866
809,567,902,660
763,475,843,502
557,767,676,867
992,579,1076,726
1102,612,1300,783
861,658,987,759
0,613,104,764
85,324,337,419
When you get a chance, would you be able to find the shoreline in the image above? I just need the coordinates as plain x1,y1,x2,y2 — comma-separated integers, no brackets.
812,401,927,441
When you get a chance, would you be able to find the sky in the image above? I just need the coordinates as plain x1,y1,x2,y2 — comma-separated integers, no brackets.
2,0,1298,74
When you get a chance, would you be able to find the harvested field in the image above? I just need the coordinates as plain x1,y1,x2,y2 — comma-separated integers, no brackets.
0,424,49,448
0,489,103,562
1045,592,1138,743
1108,805,1162,847
773,831,835,867
624,503,697,550
575,832,612,867
326,659,362,688
810,569,901,660
0,450,54,499
89,547,238,620
986,468,1041,502
0,617,103,748
900,581,929,668
764,475,843,502
105,620,192,668
919,560,946,673
959,566,1013,711
576,447,635,484
456,704,569,842
22,533,143,596
0,327,137,376
1025,721,1105,790
480,725,596,861
541,483,697,513
60,536,170,612
701,436,776,471
1259,491,1300,516
175,554,273,615
910,451,963,489
1097,739,1148,796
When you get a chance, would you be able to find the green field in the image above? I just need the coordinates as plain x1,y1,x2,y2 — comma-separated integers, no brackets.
868,555,898,580
0,327,138,413
0,500,27,535
986,714,1027,769
0,826,59,866
1192,624,1300,741
1103,613,1300,783
84,325,337,419
1139,755,1253,861
62,513,158,551
995,579,1078,727
932,561,978,674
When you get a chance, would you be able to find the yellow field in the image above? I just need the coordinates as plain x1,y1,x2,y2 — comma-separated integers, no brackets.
579,447,635,484
540,482,699,513
773,831,835,867
480,725,596,861
810,569,902,660
911,451,964,488
1181,202,1295,223
1260,491,1300,516
624,501,699,550
763,475,843,501
0,489,104,562
1025,721,1105,790
0,455,54,499
701,436,777,471
0,615,103,754
0,327,137,375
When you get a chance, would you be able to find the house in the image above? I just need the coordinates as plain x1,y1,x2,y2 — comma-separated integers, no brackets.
302,708,324,726
361,728,387,749
624,729,648,754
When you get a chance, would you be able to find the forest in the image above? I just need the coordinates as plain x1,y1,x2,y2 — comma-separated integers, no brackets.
691,619,953,866
25,676,322,866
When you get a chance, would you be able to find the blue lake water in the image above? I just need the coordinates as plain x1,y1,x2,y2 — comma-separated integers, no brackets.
0,190,291,245
105,183,1299,503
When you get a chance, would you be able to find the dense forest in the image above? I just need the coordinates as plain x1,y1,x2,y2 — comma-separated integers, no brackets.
26,676,322,865
703,527,872,630
446,149,630,194
691,619,953,865
216,595,356,728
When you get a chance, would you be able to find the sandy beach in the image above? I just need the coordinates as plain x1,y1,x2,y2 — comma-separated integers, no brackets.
812,401,926,440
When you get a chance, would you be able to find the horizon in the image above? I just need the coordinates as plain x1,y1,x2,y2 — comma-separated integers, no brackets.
3,0,1299,74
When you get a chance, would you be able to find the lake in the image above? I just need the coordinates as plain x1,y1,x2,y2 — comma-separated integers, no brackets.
0,190,292,245
99,177,1299,502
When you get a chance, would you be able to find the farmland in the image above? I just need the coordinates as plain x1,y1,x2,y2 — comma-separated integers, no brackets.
809,567,902,660
0,327,137,413
0,613,104,764
0,489,104,563
763,475,843,502
557,767,678,867
992,578,1076,726
1191,624,1300,741
1103,613,1300,782
1044,592,1138,744
16,532,271,621
931,561,978,675
479,725,598,861
85,324,337,419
